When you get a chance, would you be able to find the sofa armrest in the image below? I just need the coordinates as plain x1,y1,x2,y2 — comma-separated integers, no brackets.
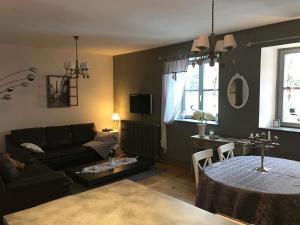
95,132,117,143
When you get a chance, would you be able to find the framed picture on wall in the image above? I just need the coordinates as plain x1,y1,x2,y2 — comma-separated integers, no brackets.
47,75,70,108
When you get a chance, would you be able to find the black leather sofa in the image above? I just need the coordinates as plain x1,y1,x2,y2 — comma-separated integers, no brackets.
0,160,72,220
1,123,109,223
6,123,104,170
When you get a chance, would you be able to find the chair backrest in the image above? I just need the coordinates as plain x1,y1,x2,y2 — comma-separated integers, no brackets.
217,142,235,161
192,149,213,187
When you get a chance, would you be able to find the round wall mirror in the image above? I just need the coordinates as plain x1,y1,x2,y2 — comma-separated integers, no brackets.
227,73,249,109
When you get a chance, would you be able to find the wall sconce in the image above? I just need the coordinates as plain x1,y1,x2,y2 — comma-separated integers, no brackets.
112,113,120,130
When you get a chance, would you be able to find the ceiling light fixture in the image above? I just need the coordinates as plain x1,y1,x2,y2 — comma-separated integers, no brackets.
191,0,237,67
64,36,90,79
0,67,38,101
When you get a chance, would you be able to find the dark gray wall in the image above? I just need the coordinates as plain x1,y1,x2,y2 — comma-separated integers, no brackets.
114,19,300,165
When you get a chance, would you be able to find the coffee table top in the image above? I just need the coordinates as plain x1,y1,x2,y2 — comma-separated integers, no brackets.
65,154,154,186
4,180,237,225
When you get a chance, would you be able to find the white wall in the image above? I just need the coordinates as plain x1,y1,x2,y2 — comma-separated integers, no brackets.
0,43,113,151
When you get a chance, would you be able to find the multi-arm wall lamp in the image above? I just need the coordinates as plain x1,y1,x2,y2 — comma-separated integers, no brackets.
0,67,38,100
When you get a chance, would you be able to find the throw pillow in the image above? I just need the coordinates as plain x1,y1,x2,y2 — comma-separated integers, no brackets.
0,154,20,182
20,143,44,153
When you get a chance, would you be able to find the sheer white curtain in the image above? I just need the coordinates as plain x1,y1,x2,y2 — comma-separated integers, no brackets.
161,59,188,151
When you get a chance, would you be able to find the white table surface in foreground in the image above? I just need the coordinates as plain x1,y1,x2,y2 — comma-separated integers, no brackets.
4,179,237,225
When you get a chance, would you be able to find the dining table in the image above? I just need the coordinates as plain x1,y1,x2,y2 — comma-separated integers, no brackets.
4,179,239,225
195,156,300,225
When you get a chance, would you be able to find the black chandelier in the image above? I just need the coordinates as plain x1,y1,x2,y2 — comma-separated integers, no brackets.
191,0,237,67
64,36,90,79
0,67,38,100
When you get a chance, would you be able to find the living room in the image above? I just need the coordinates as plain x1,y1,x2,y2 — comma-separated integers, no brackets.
1,1,300,225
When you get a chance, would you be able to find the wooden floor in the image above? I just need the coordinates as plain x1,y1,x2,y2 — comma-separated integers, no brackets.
136,162,249,225
136,161,196,205
70,161,247,224
70,160,247,224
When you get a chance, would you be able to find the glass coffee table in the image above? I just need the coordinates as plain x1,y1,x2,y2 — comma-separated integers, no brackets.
65,154,155,187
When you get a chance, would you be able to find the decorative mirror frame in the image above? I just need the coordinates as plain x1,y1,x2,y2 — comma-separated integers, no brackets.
227,73,249,109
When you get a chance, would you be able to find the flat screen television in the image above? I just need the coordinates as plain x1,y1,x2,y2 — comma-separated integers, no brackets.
129,94,152,114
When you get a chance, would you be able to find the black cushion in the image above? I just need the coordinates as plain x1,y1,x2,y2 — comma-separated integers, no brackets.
70,123,96,144
0,176,5,190
35,146,95,161
0,155,20,182
46,126,73,149
9,150,36,164
56,146,96,158
18,162,53,179
11,127,47,148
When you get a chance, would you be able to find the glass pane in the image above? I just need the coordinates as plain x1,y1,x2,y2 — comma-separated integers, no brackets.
184,91,199,116
282,89,300,124
283,52,300,88
203,62,219,90
202,90,219,118
185,64,199,90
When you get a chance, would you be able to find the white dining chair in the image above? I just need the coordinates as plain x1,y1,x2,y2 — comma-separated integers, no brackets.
192,149,213,187
217,142,235,161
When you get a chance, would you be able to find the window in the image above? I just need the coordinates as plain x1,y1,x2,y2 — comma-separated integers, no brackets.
277,47,300,128
181,61,219,120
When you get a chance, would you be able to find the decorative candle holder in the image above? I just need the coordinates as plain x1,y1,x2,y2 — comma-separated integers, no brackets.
249,131,280,172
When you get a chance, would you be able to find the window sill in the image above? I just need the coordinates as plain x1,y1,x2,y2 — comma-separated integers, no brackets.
259,126,300,133
175,119,219,125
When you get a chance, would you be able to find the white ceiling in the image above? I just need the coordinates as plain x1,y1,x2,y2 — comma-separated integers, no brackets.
0,0,299,56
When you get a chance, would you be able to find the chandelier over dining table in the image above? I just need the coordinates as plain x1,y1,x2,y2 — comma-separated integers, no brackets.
191,0,237,67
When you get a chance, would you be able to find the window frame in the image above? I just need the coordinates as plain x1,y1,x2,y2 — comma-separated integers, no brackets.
181,60,219,120
277,47,300,128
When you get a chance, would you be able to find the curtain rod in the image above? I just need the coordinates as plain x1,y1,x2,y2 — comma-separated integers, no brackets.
157,53,211,62
246,35,300,47
158,53,191,61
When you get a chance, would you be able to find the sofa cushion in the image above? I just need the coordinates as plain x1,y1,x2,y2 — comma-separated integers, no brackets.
18,162,53,179
70,123,97,144
35,146,95,161
0,155,20,182
9,150,36,164
4,153,26,170
11,127,47,148
34,146,102,170
46,126,73,149
0,176,5,189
